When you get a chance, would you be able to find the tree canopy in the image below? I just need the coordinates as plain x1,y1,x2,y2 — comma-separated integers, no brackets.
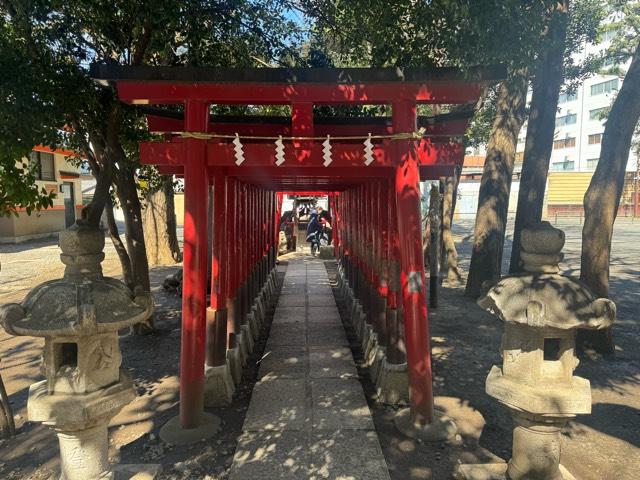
0,0,302,218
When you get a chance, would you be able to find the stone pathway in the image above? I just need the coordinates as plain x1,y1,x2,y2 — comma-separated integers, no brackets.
229,258,391,480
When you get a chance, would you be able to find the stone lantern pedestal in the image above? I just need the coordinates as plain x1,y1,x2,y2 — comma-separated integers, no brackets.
0,225,158,480
457,222,616,480
29,374,135,479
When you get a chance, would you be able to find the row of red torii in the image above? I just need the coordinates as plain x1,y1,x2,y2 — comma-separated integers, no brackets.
92,64,504,437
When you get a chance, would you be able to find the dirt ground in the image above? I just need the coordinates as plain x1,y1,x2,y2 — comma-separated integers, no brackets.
0,218,638,479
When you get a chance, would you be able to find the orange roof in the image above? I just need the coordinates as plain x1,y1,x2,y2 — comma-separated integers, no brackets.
33,145,84,159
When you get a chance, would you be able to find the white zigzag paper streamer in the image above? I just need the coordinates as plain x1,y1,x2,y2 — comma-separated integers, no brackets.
275,135,285,166
363,133,374,166
233,133,245,165
322,135,332,167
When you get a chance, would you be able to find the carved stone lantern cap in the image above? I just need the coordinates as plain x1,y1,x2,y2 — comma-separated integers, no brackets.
0,224,153,337
478,221,615,331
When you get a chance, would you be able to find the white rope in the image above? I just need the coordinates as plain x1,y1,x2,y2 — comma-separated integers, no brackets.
178,127,428,142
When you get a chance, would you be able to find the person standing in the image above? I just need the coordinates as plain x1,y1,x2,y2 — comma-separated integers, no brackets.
306,211,323,254
316,206,332,244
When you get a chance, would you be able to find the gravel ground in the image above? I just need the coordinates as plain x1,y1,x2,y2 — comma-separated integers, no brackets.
0,218,638,479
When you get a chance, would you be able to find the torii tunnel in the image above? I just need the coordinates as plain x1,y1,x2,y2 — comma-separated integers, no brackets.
91,64,504,436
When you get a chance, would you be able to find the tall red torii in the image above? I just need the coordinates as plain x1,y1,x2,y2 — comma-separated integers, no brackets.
91,64,503,442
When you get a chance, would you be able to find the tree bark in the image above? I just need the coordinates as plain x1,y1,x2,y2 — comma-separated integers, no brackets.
440,168,462,285
0,370,15,439
579,42,640,353
143,175,181,266
428,183,441,307
509,1,569,274
113,166,154,333
105,195,134,288
465,69,529,297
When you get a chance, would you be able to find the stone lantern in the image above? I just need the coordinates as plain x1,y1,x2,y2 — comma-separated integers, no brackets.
457,222,615,480
0,225,154,480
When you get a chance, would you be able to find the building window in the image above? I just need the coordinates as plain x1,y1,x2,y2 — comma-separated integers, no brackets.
587,158,599,169
602,57,617,68
556,113,577,126
29,151,55,181
590,79,618,96
602,29,617,42
551,158,575,171
558,91,577,103
553,137,576,149
588,133,603,145
589,107,608,120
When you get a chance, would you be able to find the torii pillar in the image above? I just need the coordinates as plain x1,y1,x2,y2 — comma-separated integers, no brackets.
159,100,221,444
391,99,456,441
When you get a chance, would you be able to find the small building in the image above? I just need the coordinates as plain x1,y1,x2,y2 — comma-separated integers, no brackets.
546,171,637,217
0,147,83,243
455,153,522,220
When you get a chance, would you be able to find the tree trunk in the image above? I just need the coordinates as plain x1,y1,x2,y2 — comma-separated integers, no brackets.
509,1,569,274
114,168,154,333
0,370,15,439
440,168,462,285
428,183,441,307
579,42,640,353
105,195,134,288
465,69,529,297
164,176,181,261
143,175,181,266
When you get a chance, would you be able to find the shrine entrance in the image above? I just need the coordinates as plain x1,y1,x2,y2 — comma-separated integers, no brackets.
91,65,503,460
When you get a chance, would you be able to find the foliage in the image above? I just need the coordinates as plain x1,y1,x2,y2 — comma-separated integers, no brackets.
0,9,65,216
0,0,302,218
296,0,559,146
561,0,606,91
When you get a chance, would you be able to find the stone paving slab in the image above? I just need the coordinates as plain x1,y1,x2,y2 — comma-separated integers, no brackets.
273,306,306,324
308,430,391,480
280,284,306,292
265,323,306,348
243,378,307,431
311,378,375,430
231,258,388,480
308,294,338,307
259,347,307,380
307,324,349,346
307,306,341,323
229,431,311,480
277,295,307,307
309,347,357,379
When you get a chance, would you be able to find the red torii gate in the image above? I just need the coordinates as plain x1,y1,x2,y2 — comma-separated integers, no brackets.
92,64,503,441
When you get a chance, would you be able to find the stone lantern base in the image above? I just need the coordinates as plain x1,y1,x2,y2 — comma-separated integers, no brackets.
28,371,161,480
456,462,576,480
456,410,578,480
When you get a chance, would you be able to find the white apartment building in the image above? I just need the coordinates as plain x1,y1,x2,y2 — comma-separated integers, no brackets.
518,28,638,174
459,23,639,218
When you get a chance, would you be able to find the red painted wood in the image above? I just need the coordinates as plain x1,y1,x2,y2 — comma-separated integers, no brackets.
146,115,470,137
211,174,226,309
117,81,482,105
207,174,227,368
393,99,434,425
139,138,462,168
180,100,210,429
226,177,237,348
